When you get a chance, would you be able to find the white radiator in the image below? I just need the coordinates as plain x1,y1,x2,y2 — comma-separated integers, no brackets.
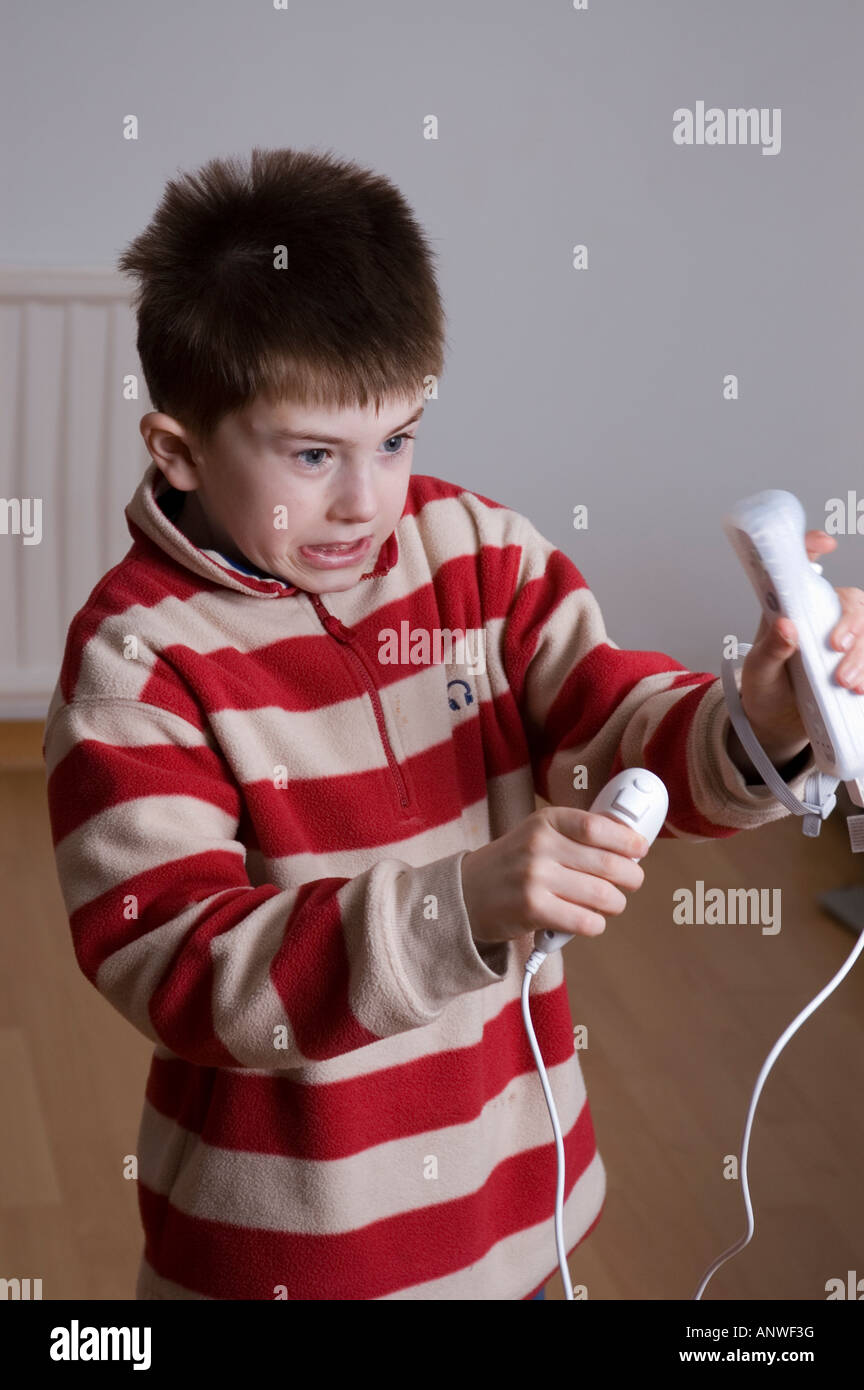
0,268,149,719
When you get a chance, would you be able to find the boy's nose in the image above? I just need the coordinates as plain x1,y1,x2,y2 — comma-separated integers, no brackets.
330,476,378,521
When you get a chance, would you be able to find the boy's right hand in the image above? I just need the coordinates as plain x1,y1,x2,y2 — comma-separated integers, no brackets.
460,806,649,948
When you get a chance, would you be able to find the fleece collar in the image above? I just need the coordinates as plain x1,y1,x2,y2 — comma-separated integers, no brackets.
124,459,400,598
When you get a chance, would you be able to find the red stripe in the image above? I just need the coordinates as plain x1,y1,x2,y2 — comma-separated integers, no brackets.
643,680,739,837
46,738,238,846
544,644,691,752
148,909,247,1069
350,547,521,670
241,720,499,857
399,473,512,518
69,850,252,982
268,877,382,1059
145,980,575,1157
137,1096,599,1300
501,547,589,710
57,552,137,704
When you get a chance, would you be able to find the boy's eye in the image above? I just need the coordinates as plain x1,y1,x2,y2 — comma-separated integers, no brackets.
294,433,415,469
381,433,412,454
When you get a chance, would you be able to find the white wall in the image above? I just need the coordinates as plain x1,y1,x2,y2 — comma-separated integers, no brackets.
2,0,862,680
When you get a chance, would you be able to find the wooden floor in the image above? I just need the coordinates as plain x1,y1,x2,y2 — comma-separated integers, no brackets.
2,721,863,1301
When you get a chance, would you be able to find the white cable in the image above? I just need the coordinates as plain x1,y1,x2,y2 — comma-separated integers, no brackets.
524,893,864,1303
521,962,574,1300
692,909,864,1299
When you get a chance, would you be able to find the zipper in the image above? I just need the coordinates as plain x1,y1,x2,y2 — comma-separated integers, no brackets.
308,592,412,810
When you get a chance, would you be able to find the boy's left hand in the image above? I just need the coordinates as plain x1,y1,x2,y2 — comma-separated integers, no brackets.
739,531,864,766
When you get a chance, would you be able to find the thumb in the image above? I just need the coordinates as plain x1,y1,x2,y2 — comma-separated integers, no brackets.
752,616,797,679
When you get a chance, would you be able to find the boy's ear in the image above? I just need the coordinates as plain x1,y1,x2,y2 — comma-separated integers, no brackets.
139,412,201,491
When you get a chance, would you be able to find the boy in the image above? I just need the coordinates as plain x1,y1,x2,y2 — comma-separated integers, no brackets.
42,146,862,1301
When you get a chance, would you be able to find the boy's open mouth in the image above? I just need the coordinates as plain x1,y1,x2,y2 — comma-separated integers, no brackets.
299,536,373,566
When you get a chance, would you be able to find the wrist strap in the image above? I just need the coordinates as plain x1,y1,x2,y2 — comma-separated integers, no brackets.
721,644,839,837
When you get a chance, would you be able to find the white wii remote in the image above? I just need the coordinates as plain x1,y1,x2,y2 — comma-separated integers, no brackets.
532,769,669,958
723,490,864,783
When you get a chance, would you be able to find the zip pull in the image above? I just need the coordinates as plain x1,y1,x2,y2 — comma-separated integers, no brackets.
322,614,350,640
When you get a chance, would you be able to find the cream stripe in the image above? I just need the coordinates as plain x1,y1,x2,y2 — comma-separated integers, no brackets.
43,698,213,779
208,657,465,781
53,794,244,916
137,1051,588,1234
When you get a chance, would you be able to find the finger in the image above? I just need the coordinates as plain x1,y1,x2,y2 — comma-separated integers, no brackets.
547,862,629,916
804,529,837,562
554,840,645,892
546,805,648,859
831,588,864,655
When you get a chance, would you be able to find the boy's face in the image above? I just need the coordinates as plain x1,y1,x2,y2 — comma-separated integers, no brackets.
140,389,425,593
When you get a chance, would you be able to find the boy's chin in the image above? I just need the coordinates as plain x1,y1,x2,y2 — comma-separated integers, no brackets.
303,571,363,593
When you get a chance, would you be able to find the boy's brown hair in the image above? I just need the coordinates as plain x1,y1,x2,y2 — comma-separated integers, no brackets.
117,146,448,444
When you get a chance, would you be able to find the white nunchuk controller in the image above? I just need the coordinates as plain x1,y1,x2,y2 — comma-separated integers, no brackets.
723,489,864,784
531,769,669,959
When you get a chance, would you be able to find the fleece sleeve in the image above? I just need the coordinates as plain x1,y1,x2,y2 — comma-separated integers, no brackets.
500,514,820,839
43,698,508,1071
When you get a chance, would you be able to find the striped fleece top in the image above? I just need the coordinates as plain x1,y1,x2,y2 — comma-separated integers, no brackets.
43,460,817,1301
